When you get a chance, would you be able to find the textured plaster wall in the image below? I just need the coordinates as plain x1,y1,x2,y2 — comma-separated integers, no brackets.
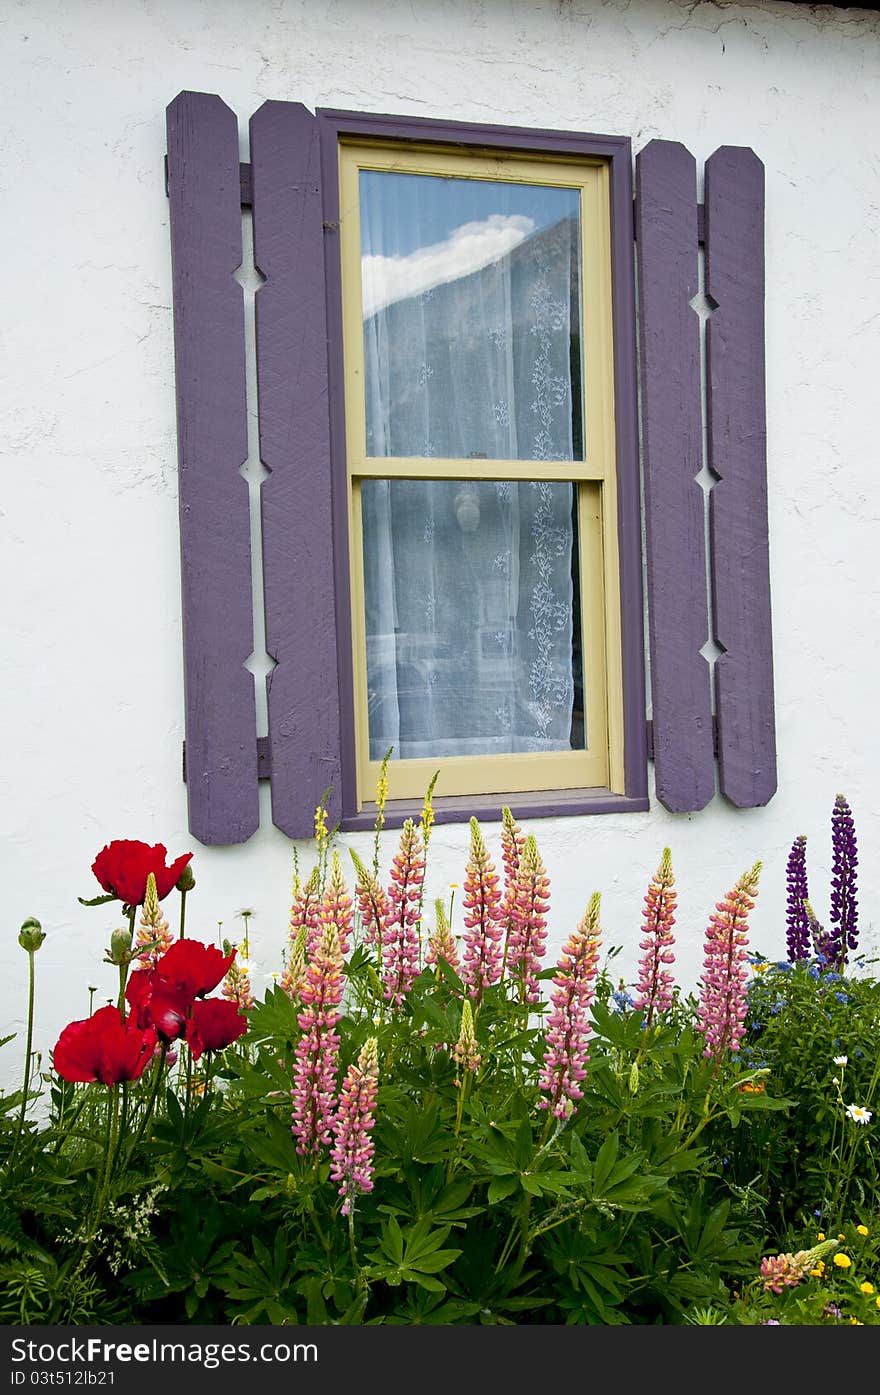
2,0,879,1081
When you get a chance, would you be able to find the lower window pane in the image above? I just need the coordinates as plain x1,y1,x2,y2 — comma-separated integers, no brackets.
361,479,586,761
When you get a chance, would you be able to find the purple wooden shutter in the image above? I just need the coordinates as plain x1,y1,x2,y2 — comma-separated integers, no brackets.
166,92,259,844
637,139,776,811
636,140,714,813
706,147,776,808
250,101,342,837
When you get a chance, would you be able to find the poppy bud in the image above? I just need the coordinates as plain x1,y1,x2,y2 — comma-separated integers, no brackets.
18,917,45,953
176,863,196,893
109,926,133,965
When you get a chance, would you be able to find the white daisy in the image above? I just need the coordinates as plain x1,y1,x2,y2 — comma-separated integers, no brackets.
833,1055,848,1067
846,1104,873,1125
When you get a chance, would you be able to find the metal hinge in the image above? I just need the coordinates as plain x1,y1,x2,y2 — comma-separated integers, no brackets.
165,155,253,208
646,716,719,761
182,736,271,784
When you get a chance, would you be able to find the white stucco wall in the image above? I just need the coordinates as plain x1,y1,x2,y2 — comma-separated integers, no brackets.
2,0,879,1084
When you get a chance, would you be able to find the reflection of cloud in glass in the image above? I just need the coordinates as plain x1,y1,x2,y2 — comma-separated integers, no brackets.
362,213,535,319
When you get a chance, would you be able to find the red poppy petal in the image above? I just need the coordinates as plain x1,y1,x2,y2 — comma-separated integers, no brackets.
90,841,193,907
153,851,194,901
188,998,247,1054
53,1016,101,1082
156,940,235,998
184,1016,205,1062
53,1005,157,1085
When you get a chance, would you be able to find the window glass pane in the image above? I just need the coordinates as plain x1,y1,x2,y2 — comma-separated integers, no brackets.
361,479,586,760
360,170,583,461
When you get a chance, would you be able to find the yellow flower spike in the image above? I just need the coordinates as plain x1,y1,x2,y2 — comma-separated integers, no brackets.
810,1267,823,1277
857,1225,869,1237
818,1232,826,1242
859,1282,874,1294
850,1318,863,1325
838,1233,846,1241
419,769,439,852
833,1253,852,1269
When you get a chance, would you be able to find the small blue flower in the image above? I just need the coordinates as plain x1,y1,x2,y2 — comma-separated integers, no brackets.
835,993,849,1005
855,1048,864,1058
824,972,841,983
774,961,792,972
814,1208,823,1219
612,988,634,1012
809,963,821,979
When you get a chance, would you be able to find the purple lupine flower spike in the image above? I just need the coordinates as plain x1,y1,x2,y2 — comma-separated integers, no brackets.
784,835,811,962
829,794,858,967
804,899,830,962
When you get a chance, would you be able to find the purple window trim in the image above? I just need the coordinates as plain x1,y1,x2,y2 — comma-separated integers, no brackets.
315,109,648,830
342,791,650,835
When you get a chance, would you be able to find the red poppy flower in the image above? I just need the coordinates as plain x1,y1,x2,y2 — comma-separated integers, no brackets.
53,1005,157,1085
155,939,235,1000
125,968,191,1041
185,999,248,1061
91,840,193,907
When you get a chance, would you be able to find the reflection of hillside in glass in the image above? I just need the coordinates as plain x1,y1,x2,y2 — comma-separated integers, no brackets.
359,169,583,461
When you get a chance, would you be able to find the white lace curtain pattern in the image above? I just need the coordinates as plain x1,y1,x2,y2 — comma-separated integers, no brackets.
359,172,583,762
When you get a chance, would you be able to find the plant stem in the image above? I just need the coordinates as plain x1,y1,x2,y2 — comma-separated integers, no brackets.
132,1044,168,1148
179,887,188,940
9,949,37,1168
91,1084,121,1240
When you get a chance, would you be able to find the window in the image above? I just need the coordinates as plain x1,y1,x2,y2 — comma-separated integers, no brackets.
336,140,623,809
166,94,774,843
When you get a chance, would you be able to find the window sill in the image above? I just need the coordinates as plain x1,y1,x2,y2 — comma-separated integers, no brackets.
339,788,650,832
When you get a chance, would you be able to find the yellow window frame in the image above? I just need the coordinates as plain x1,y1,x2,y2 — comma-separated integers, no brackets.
337,138,625,807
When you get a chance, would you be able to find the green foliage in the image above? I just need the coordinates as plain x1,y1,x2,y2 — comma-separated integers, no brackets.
720,954,880,1229
2,812,879,1326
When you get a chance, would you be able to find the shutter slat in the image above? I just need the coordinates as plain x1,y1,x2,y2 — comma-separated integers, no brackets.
166,91,259,844
250,101,342,837
705,147,777,808
635,140,715,813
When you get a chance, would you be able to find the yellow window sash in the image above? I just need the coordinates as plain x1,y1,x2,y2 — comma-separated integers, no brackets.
337,138,623,808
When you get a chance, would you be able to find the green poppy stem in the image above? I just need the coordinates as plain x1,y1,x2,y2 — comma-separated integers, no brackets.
9,948,37,1169
179,887,188,940
132,1043,168,1148
92,1084,121,1239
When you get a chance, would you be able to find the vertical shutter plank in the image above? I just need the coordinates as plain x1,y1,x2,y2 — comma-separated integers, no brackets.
636,140,714,813
705,147,776,807
250,101,342,837
166,92,259,844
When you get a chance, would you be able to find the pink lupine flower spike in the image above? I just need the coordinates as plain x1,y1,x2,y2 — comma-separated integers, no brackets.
697,862,762,1063
330,1037,380,1217
460,818,505,1004
538,893,602,1121
291,923,345,1157
381,819,425,1007
633,847,678,1028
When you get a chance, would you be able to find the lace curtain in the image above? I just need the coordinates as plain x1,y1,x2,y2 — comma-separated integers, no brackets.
359,172,583,762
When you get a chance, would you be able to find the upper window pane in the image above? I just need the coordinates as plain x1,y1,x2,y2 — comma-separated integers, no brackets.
359,170,584,462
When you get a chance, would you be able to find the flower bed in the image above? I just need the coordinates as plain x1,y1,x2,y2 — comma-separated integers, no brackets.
2,782,878,1325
